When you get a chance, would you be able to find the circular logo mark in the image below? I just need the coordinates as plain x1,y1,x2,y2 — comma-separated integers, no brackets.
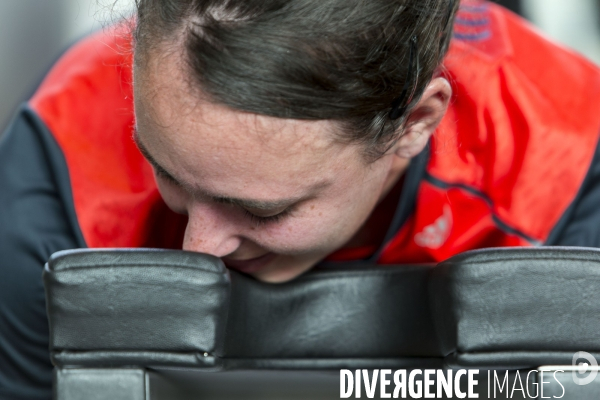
572,351,598,386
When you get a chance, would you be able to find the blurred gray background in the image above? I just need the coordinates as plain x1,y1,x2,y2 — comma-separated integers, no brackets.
1,0,600,133
0,0,134,133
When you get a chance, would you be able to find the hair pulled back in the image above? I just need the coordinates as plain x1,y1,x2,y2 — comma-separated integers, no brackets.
134,0,459,157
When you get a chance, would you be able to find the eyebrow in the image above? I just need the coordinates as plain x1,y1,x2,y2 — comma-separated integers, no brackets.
133,130,320,211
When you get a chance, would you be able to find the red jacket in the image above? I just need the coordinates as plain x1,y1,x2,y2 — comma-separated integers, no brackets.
28,1,600,263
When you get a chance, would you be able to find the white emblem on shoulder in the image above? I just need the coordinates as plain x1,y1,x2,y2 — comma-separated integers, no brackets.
414,205,452,249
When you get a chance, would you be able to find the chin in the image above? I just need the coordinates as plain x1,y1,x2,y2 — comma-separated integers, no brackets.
251,262,314,283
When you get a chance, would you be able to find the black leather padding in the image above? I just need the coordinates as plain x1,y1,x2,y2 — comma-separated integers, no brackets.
45,247,600,371
44,249,441,369
430,246,600,367
44,249,231,366
224,265,440,358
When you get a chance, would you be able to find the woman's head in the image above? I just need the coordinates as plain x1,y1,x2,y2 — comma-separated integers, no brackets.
132,0,458,282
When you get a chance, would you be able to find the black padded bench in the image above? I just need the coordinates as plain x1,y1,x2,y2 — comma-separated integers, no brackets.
44,247,600,399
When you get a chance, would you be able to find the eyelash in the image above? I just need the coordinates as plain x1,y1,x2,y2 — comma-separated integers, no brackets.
242,208,291,226
212,197,292,226
155,168,177,183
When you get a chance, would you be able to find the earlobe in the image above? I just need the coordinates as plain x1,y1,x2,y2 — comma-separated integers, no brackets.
393,77,452,159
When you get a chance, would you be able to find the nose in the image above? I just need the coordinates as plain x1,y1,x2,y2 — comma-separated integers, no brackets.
182,203,242,258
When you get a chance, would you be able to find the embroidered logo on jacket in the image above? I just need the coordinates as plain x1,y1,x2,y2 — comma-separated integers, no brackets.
414,205,453,249
453,1,491,42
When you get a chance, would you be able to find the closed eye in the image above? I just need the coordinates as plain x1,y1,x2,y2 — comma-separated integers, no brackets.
242,208,292,226
212,197,293,226
154,167,178,183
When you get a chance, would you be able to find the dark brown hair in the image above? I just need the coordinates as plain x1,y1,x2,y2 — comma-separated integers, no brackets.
134,0,459,157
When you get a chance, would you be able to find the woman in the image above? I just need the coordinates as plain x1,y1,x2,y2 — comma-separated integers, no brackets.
2,0,600,398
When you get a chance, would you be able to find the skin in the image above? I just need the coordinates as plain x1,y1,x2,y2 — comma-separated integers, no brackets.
133,44,451,283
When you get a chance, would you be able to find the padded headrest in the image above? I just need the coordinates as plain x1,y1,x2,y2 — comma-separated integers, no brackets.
430,247,600,368
44,247,600,370
44,249,440,370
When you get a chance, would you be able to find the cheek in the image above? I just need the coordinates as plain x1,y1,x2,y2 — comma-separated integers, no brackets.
255,217,345,256
254,195,375,255
253,168,387,254
274,177,383,250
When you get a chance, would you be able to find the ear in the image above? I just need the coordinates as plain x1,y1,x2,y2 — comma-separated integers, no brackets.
392,77,452,159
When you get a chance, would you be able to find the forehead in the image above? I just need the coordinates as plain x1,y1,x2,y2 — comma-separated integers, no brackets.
133,45,367,198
